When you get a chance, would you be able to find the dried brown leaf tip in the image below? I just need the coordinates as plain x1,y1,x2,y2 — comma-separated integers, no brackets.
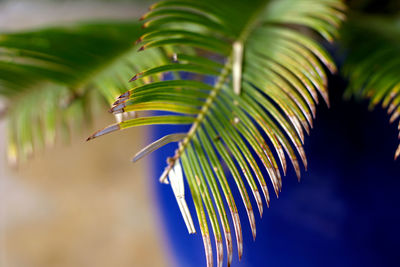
112,98,123,107
395,145,400,160
203,233,213,267
390,110,400,123
86,124,120,141
254,190,263,218
118,91,131,100
226,233,233,267
388,103,396,114
139,14,147,21
321,91,330,108
134,37,143,45
113,91,132,105
249,208,256,241
232,212,243,261
130,72,143,82
216,238,223,267
141,22,150,29
149,3,156,10
261,184,271,208
109,102,126,114
110,92,131,113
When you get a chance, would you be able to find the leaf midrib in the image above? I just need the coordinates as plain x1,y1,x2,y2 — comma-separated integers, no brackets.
161,0,270,182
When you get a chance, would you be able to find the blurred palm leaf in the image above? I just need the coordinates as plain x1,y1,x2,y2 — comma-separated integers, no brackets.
0,21,165,163
341,14,400,159
88,0,346,266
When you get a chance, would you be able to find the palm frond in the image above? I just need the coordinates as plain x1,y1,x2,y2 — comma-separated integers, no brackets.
341,14,400,159
0,21,165,163
88,0,346,266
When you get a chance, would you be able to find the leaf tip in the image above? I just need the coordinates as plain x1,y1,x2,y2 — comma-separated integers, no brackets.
141,22,149,29
159,166,171,184
149,3,156,10
118,91,131,100
324,94,331,108
135,37,143,45
249,210,256,241
139,14,146,21
109,102,126,114
226,233,233,267
216,239,223,267
86,124,120,141
129,72,142,82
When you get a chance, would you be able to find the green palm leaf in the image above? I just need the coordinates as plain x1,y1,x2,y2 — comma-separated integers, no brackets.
0,21,165,163
341,14,400,159
87,0,346,266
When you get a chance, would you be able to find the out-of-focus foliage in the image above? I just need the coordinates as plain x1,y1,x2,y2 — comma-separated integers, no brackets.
341,14,400,158
0,21,165,164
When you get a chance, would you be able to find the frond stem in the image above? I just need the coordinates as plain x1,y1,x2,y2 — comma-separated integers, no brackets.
159,1,269,183
160,58,232,183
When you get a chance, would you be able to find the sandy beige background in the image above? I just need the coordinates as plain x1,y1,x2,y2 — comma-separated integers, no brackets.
1,114,168,267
